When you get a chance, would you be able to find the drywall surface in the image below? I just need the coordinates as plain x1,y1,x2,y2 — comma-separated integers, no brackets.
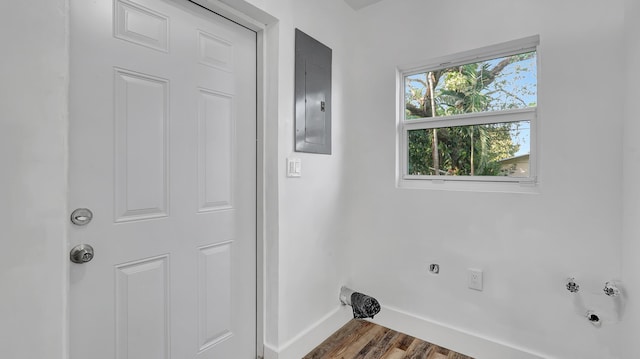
344,0,625,358
259,0,357,350
0,1,68,359
622,0,640,357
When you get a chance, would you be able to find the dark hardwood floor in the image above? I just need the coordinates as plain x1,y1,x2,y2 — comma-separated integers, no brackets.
303,319,474,359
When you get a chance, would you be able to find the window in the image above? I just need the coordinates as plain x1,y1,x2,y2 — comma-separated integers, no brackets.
398,36,539,188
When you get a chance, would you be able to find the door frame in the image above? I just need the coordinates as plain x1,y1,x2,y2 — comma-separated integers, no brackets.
65,0,276,357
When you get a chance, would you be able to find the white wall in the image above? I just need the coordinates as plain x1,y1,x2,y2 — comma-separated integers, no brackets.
344,1,626,358
258,0,357,353
0,1,68,359
0,0,356,357
3,1,636,358
622,0,640,357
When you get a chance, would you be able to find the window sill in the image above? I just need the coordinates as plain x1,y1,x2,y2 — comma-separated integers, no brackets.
397,177,539,194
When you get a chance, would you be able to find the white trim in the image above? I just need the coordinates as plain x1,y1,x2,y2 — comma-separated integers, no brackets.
403,107,536,130
400,35,540,75
265,305,352,359
266,304,549,359
186,0,276,31
397,177,539,193
263,343,279,359
255,27,267,359
372,305,550,359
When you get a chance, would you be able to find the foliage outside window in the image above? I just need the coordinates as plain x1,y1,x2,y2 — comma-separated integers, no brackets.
399,37,538,185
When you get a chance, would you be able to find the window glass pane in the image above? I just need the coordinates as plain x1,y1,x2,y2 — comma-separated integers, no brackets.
407,121,530,177
405,52,537,120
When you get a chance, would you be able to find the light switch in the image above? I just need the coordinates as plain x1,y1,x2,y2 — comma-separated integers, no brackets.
287,158,302,177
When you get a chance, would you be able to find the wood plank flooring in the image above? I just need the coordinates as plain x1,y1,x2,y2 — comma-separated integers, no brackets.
303,319,474,359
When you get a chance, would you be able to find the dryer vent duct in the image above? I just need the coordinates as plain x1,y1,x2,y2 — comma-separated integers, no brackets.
340,286,381,319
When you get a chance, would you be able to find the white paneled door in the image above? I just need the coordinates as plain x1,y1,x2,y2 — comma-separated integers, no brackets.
68,0,256,358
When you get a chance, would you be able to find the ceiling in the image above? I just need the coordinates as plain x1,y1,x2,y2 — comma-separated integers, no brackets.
343,0,385,10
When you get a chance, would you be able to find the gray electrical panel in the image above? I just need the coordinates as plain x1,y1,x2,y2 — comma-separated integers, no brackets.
295,29,332,154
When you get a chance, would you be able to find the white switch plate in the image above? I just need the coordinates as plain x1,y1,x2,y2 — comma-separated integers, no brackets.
468,268,483,291
286,158,302,177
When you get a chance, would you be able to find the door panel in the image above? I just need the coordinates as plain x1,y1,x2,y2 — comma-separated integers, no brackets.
197,89,234,212
197,242,233,351
68,0,256,358
115,255,170,359
114,69,169,221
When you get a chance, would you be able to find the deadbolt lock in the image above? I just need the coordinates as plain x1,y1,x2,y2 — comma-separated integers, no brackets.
70,208,93,226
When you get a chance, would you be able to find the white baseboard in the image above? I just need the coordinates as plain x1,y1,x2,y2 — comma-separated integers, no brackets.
263,303,546,359
262,343,278,359
372,305,547,359
264,305,352,359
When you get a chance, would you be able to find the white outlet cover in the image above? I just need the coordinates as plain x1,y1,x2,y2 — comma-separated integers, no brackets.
468,268,483,291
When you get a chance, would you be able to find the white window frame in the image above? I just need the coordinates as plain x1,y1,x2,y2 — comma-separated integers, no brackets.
397,35,540,192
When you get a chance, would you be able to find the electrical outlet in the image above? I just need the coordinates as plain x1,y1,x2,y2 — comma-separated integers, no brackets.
468,268,483,291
